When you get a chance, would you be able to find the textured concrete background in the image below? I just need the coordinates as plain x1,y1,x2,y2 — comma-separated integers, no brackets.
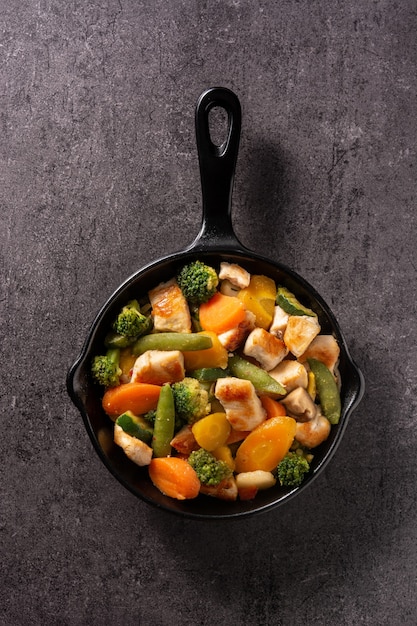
1,1,416,624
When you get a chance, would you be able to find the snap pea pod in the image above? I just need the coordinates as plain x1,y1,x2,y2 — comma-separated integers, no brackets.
132,332,212,356
189,367,231,382
307,358,341,425
228,355,286,398
152,384,175,457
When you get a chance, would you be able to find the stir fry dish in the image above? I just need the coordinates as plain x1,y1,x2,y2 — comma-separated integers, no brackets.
91,260,342,502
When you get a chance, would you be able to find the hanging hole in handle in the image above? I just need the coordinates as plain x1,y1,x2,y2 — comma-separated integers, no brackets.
208,105,230,155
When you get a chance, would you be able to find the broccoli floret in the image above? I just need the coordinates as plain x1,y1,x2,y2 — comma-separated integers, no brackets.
113,300,152,338
276,452,310,487
171,377,210,426
91,348,122,388
177,261,219,305
188,449,232,486
143,409,157,425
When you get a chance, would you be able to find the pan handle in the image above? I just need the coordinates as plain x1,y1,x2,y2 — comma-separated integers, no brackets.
188,86,245,251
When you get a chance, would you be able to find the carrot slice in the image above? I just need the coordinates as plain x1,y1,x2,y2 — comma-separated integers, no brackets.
199,292,246,335
102,383,161,419
238,486,259,501
260,396,287,419
148,457,200,500
234,416,296,473
191,412,231,451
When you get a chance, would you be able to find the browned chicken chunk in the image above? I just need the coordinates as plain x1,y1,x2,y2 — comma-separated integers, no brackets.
214,377,266,431
131,350,185,385
148,278,191,333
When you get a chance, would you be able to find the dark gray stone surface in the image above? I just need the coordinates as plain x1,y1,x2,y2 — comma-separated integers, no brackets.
1,1,415,624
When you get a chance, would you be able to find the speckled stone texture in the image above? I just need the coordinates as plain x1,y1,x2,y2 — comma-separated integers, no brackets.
1,1,415,624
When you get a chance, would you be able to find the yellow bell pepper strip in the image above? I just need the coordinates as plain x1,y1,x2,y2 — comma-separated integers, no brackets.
182,331,228,370
132,332,212,356
152,383,176,457
212,444,235,471
237,275,277,329
307,358,341,424
228,354,286,398
307,370,316,400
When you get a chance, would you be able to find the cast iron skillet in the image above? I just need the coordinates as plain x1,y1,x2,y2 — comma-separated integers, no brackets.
67,87,364,519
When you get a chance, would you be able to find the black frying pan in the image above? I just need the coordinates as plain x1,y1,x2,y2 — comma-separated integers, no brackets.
67,87,364,519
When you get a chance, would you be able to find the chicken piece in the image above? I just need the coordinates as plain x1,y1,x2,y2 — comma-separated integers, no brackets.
295,414,331,448
131,350,185,385
243,327,288,371
199,476,238,501
215,377,266,431
235,470,276,491
268,359,308,392
281,387,318,422
217,310,256,351
269,305,290,339
283,315,321,358
219,262,251,289
170,425,199,455
114,424,153,466
148,278,191,333
299,335,340,374
219,279,240,297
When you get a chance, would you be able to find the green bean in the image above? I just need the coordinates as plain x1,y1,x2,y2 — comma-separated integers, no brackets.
132,332,212,356
228,355,286,398
307,358,341,425
152,384,175,457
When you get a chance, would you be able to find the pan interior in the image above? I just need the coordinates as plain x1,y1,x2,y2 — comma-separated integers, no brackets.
68,248,363,519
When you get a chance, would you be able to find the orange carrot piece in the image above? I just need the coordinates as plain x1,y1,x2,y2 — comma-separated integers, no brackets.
260,396,287,419
238,486,259,501
148,457,200,500
234,416,297,473
102,383,161,419
199,292,246,335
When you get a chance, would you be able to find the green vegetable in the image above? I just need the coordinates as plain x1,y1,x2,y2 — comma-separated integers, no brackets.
132,332,212,355
276,452,310,487
228,355,286,397
177,260,219,305
91,348,122,388
143,409,157,425
152,384,175,457
188,448,232,486
189,367,231,382
104,331,134,349
113,299,152,339
171,377,210,426
116,411,153,445
276,286,316,317
308,358,341,425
